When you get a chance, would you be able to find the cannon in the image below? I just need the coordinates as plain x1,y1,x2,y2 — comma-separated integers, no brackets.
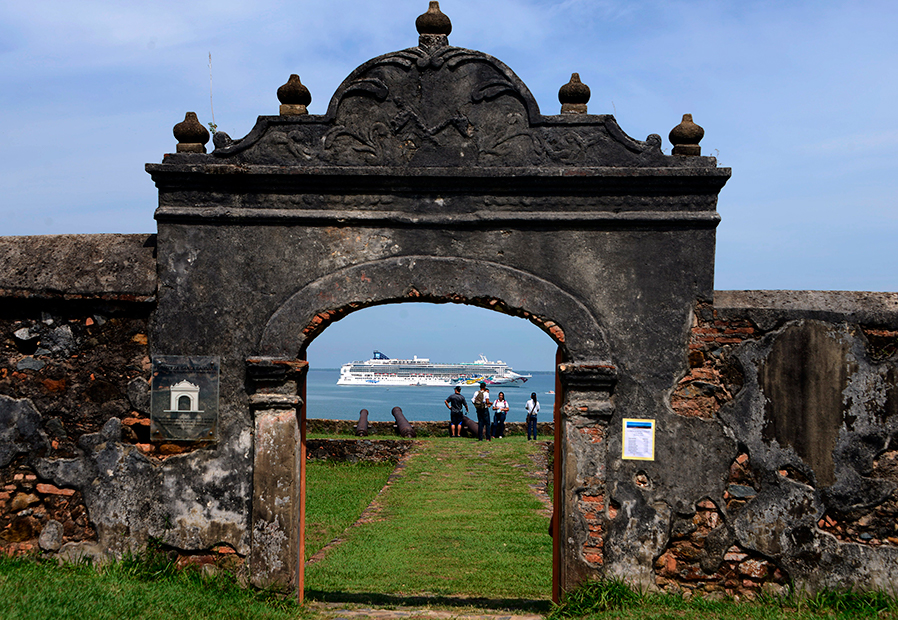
461,415,478,437
391,406,416,438
355,409,369,436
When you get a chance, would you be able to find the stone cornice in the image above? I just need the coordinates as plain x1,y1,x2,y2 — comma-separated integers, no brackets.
147,163,731,191
154,206,720,228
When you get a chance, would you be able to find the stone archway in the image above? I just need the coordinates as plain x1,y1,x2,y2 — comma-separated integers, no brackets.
259,255,612,361
149,1,727,601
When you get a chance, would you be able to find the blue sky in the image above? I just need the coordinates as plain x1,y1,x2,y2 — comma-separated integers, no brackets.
1,1,896,370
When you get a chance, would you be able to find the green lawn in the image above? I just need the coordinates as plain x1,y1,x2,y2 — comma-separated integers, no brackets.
305,437,553,603
0,552,308,620
305,460,396,561
547,578,898,620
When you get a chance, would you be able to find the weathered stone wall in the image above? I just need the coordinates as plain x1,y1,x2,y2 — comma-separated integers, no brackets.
0,234,157,557
1,233,897,598
642,292,898,596
0,301,249,562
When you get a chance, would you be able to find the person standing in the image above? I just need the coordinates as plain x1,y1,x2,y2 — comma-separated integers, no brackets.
445,385,469,437
492,391,509,438
473,382,492,441
525,392,540,440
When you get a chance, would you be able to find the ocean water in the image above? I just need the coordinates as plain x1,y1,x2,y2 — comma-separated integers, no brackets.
306,368,555,423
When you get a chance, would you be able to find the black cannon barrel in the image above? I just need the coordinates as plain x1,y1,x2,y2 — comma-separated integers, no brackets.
391,406,416,438
461,415,478,437
355,409,370,436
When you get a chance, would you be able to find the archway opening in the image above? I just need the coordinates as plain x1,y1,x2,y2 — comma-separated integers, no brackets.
250,255,613,601
301,301,561,606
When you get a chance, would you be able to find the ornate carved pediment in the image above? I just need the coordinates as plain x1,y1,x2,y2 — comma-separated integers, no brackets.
210,34,679,168
321,45,538,167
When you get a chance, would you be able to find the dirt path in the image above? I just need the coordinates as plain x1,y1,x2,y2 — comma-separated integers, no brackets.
309,600,545,620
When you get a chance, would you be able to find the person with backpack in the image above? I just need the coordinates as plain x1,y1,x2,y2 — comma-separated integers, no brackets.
473,382,492,441
525,392,540,440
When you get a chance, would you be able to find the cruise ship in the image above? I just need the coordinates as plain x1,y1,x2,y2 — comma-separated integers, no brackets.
337,351,531,386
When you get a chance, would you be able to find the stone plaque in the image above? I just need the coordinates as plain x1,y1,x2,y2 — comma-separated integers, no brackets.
151,356,220,441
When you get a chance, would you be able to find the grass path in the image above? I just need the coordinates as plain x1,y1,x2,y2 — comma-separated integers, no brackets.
305,460,398,562
305,437,553,605
306,451,417,566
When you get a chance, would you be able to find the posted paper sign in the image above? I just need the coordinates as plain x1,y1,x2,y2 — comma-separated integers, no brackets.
622,418,655,461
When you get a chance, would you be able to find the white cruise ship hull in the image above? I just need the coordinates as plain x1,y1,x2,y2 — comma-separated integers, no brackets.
337,352,530,387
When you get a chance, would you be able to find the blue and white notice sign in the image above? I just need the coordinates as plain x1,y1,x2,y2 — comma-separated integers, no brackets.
622,418,655,461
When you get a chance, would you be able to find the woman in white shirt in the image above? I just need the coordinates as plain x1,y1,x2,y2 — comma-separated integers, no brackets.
525,392,540,440
491,391,509,438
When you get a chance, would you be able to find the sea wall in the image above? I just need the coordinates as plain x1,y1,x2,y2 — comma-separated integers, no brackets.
306,438,416,463
308,418,554,438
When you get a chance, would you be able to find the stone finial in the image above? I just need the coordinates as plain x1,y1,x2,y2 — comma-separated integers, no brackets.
669,113,704,156
416,1,451,48
277,74,311,116
173,112,210,154
559,73,591,114
416,1,451,34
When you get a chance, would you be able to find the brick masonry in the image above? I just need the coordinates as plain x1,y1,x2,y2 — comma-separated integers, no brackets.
0,466,94,554
816,448,898,546
653,452,788,596
670,302,751,419
1,305,150,554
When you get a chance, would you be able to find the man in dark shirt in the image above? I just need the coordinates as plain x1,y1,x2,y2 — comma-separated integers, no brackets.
445,385,469,437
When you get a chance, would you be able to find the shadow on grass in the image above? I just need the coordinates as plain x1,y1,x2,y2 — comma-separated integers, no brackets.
304,589,553,614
